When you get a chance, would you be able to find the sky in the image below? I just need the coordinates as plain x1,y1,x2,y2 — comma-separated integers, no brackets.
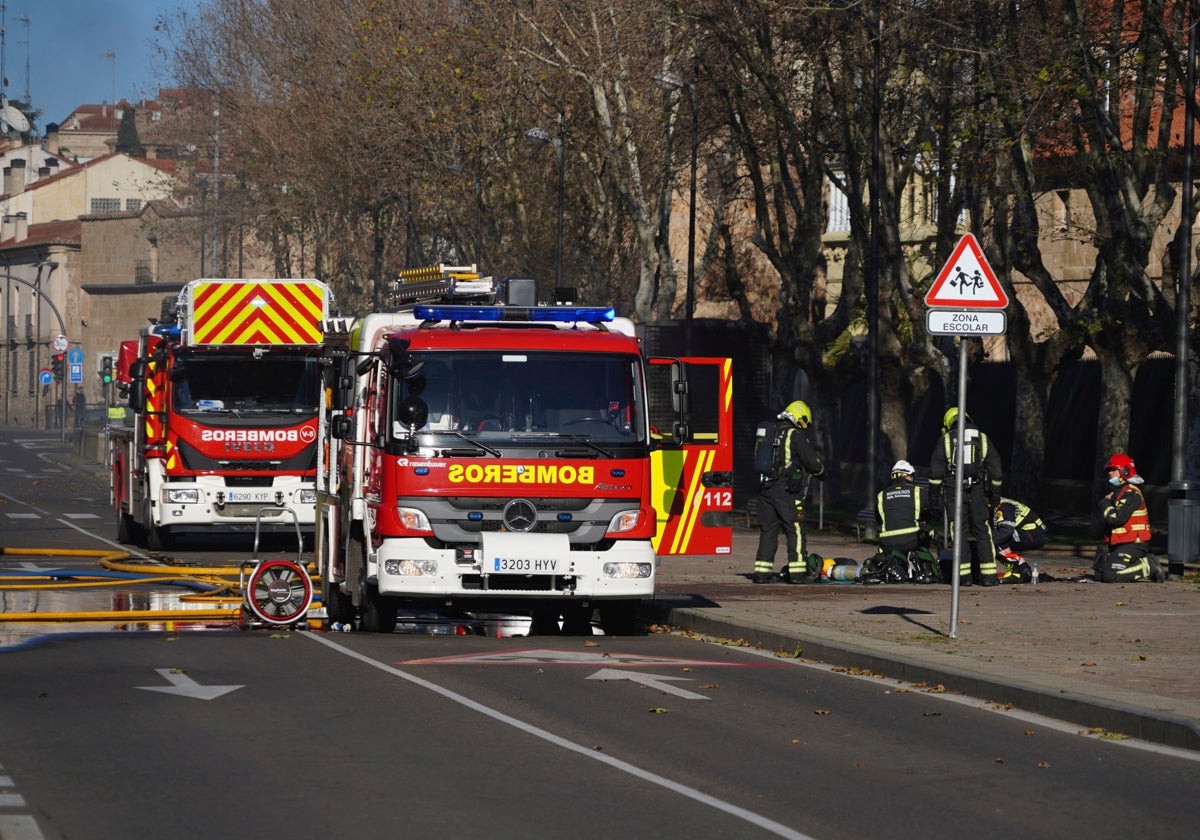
3,0,194,130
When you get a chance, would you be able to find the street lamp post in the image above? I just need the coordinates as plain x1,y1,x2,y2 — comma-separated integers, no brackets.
524,125,565,290
864,14,882,538
1168,2,1197,579
211,105,221,277
653,70,698,354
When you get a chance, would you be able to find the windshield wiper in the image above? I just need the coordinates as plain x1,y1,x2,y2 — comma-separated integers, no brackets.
445,431,503,457
554,435,614,458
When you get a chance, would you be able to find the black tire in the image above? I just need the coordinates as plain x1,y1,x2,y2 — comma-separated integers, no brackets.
598,600,640,636
116,511,141,545
146,524,172,552
360,587,397,633
323,577,355,624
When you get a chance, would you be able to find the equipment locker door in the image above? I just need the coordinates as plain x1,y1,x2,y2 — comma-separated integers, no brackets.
647,356,733,555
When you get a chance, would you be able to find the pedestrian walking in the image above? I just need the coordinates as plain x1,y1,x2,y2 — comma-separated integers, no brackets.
928,408,1003,585
1095,454,1164,582
73,388,86,428
752,400,826,584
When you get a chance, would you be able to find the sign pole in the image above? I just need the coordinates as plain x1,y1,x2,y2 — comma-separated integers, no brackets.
925,233,1010,639
948,337,969,638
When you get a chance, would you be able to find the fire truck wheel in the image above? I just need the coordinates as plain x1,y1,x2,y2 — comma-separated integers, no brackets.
116,511,141,546
146,524,173,552
360,587,398,634
598,600,640,636
323,578,354,624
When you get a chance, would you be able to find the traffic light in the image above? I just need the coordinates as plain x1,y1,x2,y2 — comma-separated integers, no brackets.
100,354,114,385
51,353,65,381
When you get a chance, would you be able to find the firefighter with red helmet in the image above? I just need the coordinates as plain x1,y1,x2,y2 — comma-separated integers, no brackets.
752,400,826,584
1095,454,1164,582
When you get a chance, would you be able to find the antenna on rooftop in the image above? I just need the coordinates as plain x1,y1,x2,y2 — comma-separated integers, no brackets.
15,13,29,106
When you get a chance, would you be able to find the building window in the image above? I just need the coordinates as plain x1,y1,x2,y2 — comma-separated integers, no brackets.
125,198,142,212
90,198,121,213
1056,190,1071,232
825,174,850,234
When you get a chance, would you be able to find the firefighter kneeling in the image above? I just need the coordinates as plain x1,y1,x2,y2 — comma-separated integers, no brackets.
1095,454,1165,583
992,497,1047,583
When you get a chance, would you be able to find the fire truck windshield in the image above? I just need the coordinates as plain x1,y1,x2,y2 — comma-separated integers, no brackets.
395,350,645,443
171,352,321,415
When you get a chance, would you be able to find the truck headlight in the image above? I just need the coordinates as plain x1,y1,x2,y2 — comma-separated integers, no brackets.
603,562,652,579
384,559,438,576
397,506,433,533
164,488,200,504
606,509,642,534
298,489,317,505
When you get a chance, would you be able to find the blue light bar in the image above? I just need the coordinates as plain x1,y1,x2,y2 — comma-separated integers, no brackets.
413,304,615,324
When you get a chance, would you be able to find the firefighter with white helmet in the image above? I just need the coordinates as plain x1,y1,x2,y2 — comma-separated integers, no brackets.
876,459,931,555
1095,453,1164,582
928,407,1004,585
752,400,826,584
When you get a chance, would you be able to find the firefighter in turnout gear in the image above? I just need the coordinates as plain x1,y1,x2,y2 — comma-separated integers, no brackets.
876,460,931,555
1095,454,1164,583
992,497,1046,583
752,400,826,584
928,408,1003,585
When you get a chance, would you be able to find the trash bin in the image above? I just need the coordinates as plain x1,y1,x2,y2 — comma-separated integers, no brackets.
1167,479,1200,576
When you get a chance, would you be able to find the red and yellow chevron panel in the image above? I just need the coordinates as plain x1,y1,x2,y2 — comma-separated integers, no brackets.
189,280,327,346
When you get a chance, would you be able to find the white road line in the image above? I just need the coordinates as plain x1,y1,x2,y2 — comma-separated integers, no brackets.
0,794,26,807
2,514,38,520
303,632,814,840
0,494,48,516
56,518,152,560
730,642,1200,763
62,513,100,520
0,816,43,840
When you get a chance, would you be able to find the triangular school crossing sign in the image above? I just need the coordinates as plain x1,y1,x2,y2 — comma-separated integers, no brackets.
924,233,1009,309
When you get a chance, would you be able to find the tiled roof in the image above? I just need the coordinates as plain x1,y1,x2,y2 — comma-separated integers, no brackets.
0,218,81,250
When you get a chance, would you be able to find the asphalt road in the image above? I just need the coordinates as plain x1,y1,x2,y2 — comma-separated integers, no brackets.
2,429,1199,839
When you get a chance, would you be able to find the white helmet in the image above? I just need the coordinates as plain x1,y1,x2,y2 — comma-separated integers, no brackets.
890,459,915,478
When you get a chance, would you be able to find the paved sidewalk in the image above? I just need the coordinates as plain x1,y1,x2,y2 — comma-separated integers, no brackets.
646,526,1200,751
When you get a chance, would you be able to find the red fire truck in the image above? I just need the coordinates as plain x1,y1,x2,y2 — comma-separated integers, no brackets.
109,279,335,550
316,266,731,634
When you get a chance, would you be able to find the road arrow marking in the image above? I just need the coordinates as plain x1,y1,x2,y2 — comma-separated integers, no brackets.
136,668,244,701
586,668,710,700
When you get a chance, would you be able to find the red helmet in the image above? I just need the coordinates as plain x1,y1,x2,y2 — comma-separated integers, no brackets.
1104,453,1136,480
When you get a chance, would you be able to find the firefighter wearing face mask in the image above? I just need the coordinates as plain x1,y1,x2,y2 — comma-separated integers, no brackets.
1095,454,1164,583
929,407,1003,586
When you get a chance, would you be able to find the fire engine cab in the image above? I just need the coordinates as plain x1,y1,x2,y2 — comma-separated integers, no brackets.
316,266,731,634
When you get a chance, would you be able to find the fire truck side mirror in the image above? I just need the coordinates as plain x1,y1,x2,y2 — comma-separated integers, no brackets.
387,337,425,381
333,374,355,410
128,359,147,412
331,414,354,440
671,363,690,416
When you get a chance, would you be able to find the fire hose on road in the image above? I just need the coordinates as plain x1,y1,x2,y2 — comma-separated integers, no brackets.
0,547,319,627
